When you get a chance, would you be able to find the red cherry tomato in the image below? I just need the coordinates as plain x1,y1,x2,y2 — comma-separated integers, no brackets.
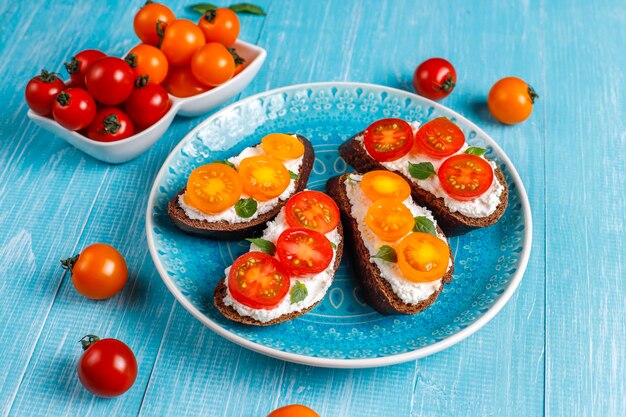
284,191,340,234
77,335,137,398
163,67,210,98
52,88,96,131
363,118,413,162
276,228,333,276
437,154,494,201
64,49,106,88
228,252,290,309
413,58,457,101
133,1,175,46
412,117,465,158
86,107,135,142
25,70,66,116
124,76,170,129
197,8,240,47
85,57,135,105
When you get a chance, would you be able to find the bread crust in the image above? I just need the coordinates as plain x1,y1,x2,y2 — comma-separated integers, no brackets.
326,174,454,315
339,134,508,236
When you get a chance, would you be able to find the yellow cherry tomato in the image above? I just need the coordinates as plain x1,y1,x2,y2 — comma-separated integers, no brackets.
360,170,411,201
397,232,450,282
261,133,305,161
487,76,538,124
184,163,242,213
238,155,290,201
365,198,414,242
267,404,320,417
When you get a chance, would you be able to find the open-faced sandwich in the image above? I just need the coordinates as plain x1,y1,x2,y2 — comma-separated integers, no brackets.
169,133,314,239
339,117,508,236
215,190,344,325
327,170,454,315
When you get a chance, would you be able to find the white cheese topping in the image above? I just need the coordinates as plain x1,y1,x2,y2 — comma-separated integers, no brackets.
222,210,342,323
344,175,449,305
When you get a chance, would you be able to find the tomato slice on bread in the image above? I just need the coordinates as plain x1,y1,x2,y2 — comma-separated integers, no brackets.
412,117,465,158
437,154,494,201
185,163,243,213
360,170,411,201
261,133,305,161
363,118,413,162
238,155,291,201
396,232,450,282
365,198,415,242
228,252,290,309
276,228,333,276
284,191,339,234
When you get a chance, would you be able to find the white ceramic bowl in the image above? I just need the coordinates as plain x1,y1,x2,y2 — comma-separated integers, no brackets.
27,40,266,164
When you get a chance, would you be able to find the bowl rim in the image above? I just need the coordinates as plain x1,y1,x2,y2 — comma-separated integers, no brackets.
145,81,533,368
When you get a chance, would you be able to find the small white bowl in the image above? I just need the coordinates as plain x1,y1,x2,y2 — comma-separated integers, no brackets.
27,40,267,164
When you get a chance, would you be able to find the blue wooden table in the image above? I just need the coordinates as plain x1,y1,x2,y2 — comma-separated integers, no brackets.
1,0,624,415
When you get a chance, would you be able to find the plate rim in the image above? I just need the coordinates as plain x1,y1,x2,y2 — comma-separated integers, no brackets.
145,81,533,369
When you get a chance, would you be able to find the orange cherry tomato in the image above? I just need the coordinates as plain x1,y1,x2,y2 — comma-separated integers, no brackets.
284,191,340,234
412,117,465,158
228,252,291,309
261,133,305,161
163,67,210,97
487,76,538,124
125,44,169,84
191,42,235,86
238,155,290,201
133,2,175,46
184,163,243,213
61,243,128,300
396,232,450,282
365,198,415,242
160,19,205,67
267,404,320,417
197,8,240,46
437,154,494,201
360,170,411,202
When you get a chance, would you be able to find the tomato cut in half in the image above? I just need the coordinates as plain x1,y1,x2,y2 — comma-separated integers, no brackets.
437,154,494,201
261,134,305,161
276,228,333,277
363,118,413,162
396,232,450,282
184,163,242,213
412,117,465,158
360,170,411,202
365,198,414,242
228,252,290,309
284,191,340,234
238,156,290,201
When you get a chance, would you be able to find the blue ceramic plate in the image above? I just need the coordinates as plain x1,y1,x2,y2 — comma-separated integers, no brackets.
146,82,532,368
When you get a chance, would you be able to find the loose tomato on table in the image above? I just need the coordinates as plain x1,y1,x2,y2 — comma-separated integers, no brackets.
133,1,175,46
360,170,411,201
228,252,291,309
396,232,450,282
64,49,106,88
163,67,210,97
365,198,414,242
238,155,290,201
124,76,170,129
276,228,334,276
487,76,538,124
52,88,96,131
412,117,465,158
363,118,413,162
159,19,205,67
197,8,240,46
413,58,456,101
284,191,340,234
437,154,494,201
267,404,320,417
25,70,66,116
184,163,243,214
61,243,127,299
125,44,169,84
191,42,235,86
77,335,137,397
86,107,135,142
261,133,305,161
85,57,135,105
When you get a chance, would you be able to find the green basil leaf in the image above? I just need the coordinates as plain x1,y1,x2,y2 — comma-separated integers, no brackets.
413,216,437,235
245,238,276,255
189,3,217,14
408,162,436,180
289,170,298,179
465,146,487,156
229,3,266,15
330,242,337,250
214,159,235,169
371,245,397,263
235,198,257,218
290,281,308,304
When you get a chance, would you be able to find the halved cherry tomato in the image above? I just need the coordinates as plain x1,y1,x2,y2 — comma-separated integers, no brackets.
363,118,413,162
163,67,210,98
437,154,494,201
52,88,96,131
191,42,235,86
365,198,414,242
267,404,320,417
133,1,175,46
261,134,305,161
360,170,411,202
125,44,169,84
487,77,538,124
25,70,66,116
197,8,240,47
86,107,135,142
276,228,333,276
238,156,290,201
159,19,205,67
228,252,290,309
396,232,449,282
284,191,340,234
64,49,106,89
412,117,465,158
185,163,242,213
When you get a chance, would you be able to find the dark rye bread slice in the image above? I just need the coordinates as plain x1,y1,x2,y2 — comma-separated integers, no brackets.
213,221,344,326
339,134,508,236
168,134,314,240
326,174,454,315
